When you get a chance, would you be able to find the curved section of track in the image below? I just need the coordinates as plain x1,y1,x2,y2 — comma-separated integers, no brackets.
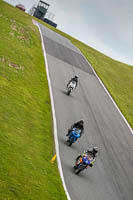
38,23,133,200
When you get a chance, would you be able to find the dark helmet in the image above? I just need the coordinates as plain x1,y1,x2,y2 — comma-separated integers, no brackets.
85,147,99,156
75,75,78,79
79,119,84,124
93,147,99,154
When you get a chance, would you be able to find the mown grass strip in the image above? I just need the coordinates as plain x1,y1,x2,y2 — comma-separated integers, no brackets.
0,1,67,199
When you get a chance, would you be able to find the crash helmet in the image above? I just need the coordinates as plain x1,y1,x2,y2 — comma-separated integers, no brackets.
79,119,84,124
93,146,99,154
75,75,78,79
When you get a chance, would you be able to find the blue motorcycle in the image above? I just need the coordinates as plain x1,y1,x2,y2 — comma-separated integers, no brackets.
74,156,93,174
67,128,81,146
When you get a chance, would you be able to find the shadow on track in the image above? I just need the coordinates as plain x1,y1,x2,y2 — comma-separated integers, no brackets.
63,160,94,184
59,137,80,151
59,89,74,97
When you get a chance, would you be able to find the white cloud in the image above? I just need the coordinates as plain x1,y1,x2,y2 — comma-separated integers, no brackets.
4,0,133,65
92,0,133,45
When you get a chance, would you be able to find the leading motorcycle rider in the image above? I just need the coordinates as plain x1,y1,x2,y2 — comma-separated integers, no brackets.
67,75,78,89
66,119,84,137
75,147,99,168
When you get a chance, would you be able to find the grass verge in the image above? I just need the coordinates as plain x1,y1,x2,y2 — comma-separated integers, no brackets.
0,1,67,199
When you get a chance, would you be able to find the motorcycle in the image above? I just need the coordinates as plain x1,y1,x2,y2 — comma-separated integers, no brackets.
67,81,76,95
74,156,94,174
67,128,81,146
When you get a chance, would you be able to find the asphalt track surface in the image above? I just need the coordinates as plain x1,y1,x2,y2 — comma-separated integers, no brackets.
38,23,133,200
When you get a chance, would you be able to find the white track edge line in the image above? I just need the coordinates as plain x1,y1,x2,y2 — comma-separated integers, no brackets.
33,20,71,200
76,47,133,135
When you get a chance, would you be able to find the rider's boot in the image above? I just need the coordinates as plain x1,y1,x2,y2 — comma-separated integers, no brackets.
66,129,71,136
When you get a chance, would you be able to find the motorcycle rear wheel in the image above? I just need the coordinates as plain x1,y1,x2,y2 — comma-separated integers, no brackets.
67,89,71,95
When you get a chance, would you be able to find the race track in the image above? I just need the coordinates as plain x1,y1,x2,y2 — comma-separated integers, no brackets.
38,23,133,200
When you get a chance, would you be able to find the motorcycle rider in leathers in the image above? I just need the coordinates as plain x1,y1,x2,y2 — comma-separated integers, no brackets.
66,119,84,137
74,147,99,168
67,75,78,90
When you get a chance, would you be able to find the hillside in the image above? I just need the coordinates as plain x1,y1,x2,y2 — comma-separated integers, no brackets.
0,0,132,199
0,1,67,199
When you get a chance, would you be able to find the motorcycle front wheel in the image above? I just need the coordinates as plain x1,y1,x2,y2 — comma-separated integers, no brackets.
74,165,86,174
74,168,82,174
68,140,73,146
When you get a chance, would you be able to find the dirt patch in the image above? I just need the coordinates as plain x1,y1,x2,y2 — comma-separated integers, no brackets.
11,24,17,31
19,27,25,34
10,19,16,23
9,32,14,36
0,56,25,72
17,35,27,41
0,57,6,63
9,63,20,70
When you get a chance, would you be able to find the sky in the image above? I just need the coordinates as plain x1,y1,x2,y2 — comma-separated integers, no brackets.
4,0,133,65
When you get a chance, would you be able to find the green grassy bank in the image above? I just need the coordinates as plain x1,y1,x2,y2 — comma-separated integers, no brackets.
0,0,132,199
0,1,67,199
